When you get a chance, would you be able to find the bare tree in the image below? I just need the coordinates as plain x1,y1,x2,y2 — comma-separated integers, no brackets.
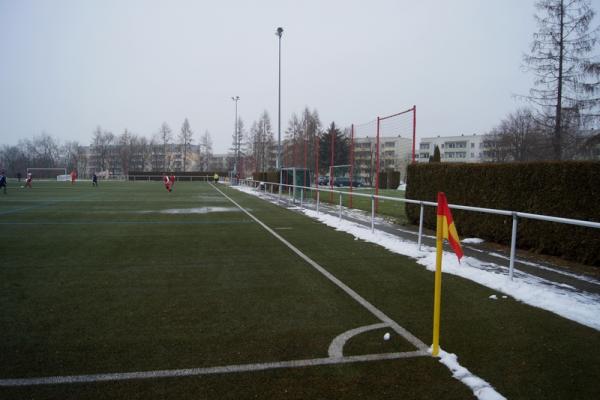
159,122,173,172
91,126,115,172
62,141,83,174
485,108,549,161
178,118,194,172
248,111,274,173
117,129,140,175
24,133,60,168
229,117,244,173
199,130,213,172
0,145,28,176
523,0,599,159
135,136,151,171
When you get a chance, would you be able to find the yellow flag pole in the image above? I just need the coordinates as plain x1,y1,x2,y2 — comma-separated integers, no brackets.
432,213,443,357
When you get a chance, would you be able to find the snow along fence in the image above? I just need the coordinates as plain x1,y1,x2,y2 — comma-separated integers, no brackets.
237,178,600,279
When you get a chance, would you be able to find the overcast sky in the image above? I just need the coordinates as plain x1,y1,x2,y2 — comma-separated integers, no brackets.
1,0,599,153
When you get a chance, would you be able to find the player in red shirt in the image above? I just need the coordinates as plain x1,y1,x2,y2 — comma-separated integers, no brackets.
70,170,77,185
25,173,33,188
163,175,173,192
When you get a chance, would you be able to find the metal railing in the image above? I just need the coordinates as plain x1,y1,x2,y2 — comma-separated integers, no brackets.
238,179,600,280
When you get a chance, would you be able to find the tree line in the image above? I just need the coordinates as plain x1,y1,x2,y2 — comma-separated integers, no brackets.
0,118,214,177
0,107,354,178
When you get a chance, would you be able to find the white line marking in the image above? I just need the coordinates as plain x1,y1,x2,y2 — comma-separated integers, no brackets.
0,352,427,387
211,184,428,352
328,323,389,358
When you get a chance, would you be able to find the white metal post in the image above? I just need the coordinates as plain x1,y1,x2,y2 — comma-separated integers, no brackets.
418,202,424,250
371,195,375,232
509,212,518,280
339,193,342,221
316,190,320,214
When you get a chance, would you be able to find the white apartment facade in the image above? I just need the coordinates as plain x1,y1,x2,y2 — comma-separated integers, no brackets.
353,136,413,180
417,134,491,163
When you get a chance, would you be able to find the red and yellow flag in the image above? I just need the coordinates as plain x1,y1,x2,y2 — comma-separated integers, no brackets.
432,192,463,356
436,192,463,261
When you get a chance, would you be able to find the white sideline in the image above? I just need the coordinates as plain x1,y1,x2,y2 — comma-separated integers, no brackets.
211,183,428,352
0,352,426,387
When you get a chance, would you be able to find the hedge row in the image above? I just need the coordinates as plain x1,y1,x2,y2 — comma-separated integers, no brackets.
405,162,600,266
378,171,401,189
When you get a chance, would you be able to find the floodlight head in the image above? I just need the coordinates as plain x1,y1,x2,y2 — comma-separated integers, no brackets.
276,27,283,37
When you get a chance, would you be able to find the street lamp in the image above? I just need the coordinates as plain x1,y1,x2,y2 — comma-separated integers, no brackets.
231,96,240,179
275,27,283,172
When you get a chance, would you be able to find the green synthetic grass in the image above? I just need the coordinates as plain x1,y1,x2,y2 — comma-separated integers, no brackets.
1,181,599,399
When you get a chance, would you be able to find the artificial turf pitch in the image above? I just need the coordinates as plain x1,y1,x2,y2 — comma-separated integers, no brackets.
0,181,599,399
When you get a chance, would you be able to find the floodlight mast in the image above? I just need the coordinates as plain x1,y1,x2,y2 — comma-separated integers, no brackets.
275,27,283,173
231,96,240,177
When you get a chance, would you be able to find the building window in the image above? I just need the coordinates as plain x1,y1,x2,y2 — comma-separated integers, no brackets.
471,153,475,158
471,143,475,148
420,143,430,150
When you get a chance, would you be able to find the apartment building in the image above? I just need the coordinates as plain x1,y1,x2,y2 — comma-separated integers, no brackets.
417,134,491,163
353,136,413,180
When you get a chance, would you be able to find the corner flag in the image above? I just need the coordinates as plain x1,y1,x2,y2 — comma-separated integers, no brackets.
437,192,463,261
432,192,463,356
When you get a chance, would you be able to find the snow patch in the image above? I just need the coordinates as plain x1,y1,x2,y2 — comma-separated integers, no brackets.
489,294,498,300
436,349,507,400
462,238,485,244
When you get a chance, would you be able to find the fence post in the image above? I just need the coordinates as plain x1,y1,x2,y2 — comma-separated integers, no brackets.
300,188,304,208
418,202,424,250
316,190,320,214
339,192,343,221
509,212,518,280
371,195,375,233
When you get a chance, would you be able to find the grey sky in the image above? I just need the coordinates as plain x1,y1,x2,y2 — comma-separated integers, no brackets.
1,0,598,153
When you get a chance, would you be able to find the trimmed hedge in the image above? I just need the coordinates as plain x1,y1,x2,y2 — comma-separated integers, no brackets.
405,162,600,266
377,172,401,189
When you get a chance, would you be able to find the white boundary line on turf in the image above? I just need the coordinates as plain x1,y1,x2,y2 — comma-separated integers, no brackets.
210,183,428,352
0,352,426,387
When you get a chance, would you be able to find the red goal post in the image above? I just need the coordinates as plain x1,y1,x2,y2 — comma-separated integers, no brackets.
349,106,416,209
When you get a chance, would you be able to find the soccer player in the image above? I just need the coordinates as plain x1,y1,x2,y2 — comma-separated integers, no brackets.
70,170,77,185
0,170,7,194
25,172,32,188
163,175,173,192
92,173,98,187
